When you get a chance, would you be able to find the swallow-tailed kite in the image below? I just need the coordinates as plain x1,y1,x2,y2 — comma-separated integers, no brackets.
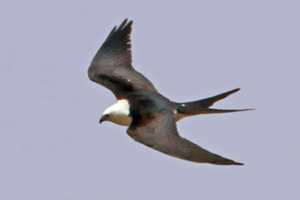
88,19,251,165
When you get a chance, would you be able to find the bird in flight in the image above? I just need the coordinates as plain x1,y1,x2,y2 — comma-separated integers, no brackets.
88,19,251,165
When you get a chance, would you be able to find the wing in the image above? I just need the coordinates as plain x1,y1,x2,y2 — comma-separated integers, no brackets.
88,19,157,99
127,93,243,165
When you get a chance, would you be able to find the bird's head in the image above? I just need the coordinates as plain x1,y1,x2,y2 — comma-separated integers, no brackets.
99,105,116,124
99,100,132,126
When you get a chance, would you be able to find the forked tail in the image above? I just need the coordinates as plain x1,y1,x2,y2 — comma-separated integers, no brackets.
175,88,253,115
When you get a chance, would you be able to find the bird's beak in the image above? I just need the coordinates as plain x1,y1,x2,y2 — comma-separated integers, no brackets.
99,116,105,124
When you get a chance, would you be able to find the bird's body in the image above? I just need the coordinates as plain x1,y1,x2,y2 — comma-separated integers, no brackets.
88,19,252,165
102,98,197,126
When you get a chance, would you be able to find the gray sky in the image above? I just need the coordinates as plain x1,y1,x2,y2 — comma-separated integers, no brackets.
1,0,299,199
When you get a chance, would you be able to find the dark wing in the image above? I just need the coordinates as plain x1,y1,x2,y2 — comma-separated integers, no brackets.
88,19,157,99
127,93,243,165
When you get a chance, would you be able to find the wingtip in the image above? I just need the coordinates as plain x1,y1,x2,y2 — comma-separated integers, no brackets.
123,18,133,24
119,18,133,30
127,20,133,27
119,18,128,29
107,26,117,38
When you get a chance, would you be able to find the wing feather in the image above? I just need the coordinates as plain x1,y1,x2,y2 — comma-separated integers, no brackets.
127,93,243,165
88,19,157,99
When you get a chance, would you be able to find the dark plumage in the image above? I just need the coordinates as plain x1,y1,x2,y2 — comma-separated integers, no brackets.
88,19,252,165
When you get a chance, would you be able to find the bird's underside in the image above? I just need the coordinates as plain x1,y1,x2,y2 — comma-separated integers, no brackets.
88,19,251,165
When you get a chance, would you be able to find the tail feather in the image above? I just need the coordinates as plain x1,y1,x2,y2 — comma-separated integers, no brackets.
176,88,253,115
192,108,254,115
193,88,240,108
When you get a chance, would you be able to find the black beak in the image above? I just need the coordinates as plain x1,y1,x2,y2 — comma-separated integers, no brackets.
99,115,107,124
99,116,105,124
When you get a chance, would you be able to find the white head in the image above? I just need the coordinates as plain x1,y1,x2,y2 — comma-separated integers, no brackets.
100,99,132,126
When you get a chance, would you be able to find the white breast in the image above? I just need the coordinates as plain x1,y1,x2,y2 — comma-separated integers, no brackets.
110,114,132,126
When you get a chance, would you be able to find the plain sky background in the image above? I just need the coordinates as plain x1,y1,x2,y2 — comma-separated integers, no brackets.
1,0,299,199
